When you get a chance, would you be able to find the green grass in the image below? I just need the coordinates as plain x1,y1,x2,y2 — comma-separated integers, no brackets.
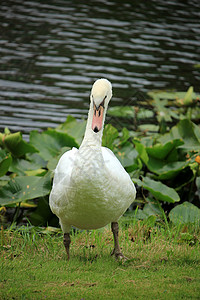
1,220,200,300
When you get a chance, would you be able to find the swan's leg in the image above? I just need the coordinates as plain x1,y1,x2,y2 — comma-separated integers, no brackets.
63,232,71,260
111,222,124,259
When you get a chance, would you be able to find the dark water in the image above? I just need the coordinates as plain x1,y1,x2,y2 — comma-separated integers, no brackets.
0,0,200,139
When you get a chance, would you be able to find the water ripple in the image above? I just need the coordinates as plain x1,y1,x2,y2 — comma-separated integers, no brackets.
0,0,200,135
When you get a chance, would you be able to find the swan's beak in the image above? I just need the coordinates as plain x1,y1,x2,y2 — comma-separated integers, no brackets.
92,104,104,133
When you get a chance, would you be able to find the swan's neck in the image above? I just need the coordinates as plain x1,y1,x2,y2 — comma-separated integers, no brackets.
80,101,106,149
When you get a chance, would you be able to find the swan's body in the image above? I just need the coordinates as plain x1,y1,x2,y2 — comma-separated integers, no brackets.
49,79,136,259
50,146,135,232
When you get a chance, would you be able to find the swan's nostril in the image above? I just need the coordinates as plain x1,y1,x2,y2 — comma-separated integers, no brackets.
93,126,99,133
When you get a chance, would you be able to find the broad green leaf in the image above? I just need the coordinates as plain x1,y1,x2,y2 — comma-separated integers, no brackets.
42,226,61,234
115,143,138,168
143,199,162,218
148,89,199,105
25,169,47,176
9,157,45,176
158,119,200,150
134,139,188,179
196,177,200,199
183,86,194,105
193,124,200,141
133,176,180,203
57,116,86,145
145,158,190,180
0,150,12,177
56,115,75,129
109,106,154,120
124,208,148,220
137,108,154,119
102,124,118,150
177,119,200,149
0,175,10,187
0,173,51,206
119,127,130,145
169,202,200,225
134,141,149,165
138,124,159,133
29,196,53,226
148,91,177,101
26,153,47,168
0,132,37,157
124,205,159,223
157,161,190,180
166,147,179,162
20,201,37,208
146,139,183,160
148,93,172,122
30,129,78,161
4,128,11,135
137,136,155,147
194,63,200,68
108,106,134,118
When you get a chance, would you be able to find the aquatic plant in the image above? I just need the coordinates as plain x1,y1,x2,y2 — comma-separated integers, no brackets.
0,87,199,227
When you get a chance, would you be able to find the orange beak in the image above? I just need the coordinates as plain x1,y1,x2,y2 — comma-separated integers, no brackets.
92,104,104,133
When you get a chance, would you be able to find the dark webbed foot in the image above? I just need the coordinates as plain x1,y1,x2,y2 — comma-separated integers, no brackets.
111,249,126,259
63,232,71,260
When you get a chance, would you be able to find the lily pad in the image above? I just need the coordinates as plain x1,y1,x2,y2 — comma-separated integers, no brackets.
133,176,180,203
169,202,200,225
159,119,200,151
0,173,51,206
56,116,86,145
30,129,78,161
143,199,162,218
138,124,159,133
108,106,135,118
134,137,192,180
0,149,12,177
0,132,37,157
157,161,190,180
146,139,184,160
115,142,138,168
102,124,118,150
9,157,45,176
134,141,149,165
182,86,194,106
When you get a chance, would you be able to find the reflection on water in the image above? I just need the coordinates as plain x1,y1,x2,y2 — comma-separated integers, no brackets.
0,0,200,138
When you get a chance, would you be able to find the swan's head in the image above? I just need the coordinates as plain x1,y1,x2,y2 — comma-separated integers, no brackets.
90,78,112,133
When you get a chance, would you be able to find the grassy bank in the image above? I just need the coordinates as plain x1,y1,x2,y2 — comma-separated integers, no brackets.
1,220,200,299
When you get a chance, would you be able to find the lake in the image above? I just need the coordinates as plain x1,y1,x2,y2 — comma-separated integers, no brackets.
0,0,200,139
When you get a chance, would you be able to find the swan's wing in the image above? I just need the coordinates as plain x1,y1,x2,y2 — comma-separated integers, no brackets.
102,146,136,197
102,147,128,179
49,147,78,213
52,147,78,186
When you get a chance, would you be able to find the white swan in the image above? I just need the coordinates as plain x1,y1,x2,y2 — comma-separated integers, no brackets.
49,78,136,259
